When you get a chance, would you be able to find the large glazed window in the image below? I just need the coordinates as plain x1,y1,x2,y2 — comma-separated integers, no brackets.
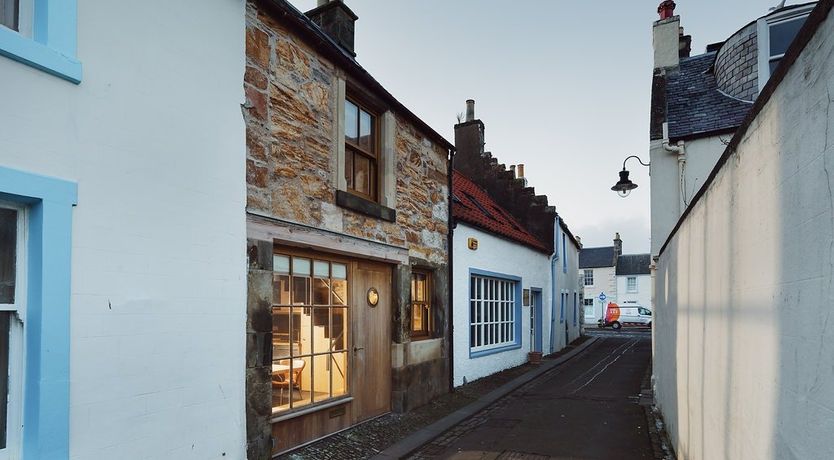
757,5,813,89
0,204,23,457
469,275,516,352
583,269,594,286
272,254,349,413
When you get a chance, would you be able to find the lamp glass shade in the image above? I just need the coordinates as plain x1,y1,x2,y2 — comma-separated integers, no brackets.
611,169,638,197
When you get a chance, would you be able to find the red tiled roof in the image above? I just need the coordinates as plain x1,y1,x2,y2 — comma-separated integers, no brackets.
452,171,549,253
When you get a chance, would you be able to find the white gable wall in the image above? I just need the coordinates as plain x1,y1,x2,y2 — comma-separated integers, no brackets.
0,1,247,458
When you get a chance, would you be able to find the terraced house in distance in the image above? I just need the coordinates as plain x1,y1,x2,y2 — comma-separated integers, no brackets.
242,0,454,457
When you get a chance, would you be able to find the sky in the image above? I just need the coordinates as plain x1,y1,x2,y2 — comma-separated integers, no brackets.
291,0,792,254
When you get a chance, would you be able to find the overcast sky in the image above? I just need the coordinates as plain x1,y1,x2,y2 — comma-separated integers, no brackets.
290,0,792,254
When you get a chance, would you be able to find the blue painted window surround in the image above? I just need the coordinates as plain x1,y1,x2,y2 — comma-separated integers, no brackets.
0,165,76,459
468,268,522,359
0,0,81,83
561,234,567,273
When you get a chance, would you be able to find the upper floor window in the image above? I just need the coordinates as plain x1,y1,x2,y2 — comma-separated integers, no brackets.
0,0,18,31
344,99,378,201
410,271,432,339
627,276,637,293
757,5,813,89
583,269,594,286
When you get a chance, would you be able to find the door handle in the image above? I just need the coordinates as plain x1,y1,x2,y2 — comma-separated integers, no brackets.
353,346,364,352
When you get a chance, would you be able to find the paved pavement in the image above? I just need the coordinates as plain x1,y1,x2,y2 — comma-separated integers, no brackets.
408,333,654,460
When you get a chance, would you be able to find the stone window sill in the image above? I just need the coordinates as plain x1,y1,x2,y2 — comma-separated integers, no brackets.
336,190,396,222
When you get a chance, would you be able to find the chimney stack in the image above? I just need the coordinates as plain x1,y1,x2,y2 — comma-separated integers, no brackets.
653,1,681,70
657,0,676,19
465,99,475,122
305,0,359,57
613,232,623,257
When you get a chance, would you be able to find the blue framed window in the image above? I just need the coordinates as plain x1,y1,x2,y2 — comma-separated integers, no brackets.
561,234,567,273
573,292,577,327
0,165,76,459
0,0,81,83
468,269,522,358
560,292,565,323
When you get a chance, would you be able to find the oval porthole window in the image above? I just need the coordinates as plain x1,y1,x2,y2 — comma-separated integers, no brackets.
367,287,379,307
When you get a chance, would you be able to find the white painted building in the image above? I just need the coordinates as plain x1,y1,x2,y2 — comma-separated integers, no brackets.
615,254,651,308
579,234,620,324
651,1,833,459
451,171,581,387
0,1,247,458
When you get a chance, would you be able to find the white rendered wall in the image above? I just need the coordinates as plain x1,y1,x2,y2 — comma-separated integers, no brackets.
0,1,247,459
452,224,551,387
581,266,616,323
654,9,834,459
650,135,730,255
616,274,651,308
553,222,582,349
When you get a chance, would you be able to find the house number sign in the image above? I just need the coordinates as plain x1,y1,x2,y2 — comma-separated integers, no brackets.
367,287,379,307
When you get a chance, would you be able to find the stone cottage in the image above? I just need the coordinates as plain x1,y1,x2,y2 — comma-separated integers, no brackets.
242,0,454,456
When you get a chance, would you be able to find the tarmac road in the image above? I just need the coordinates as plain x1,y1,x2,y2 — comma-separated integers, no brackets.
412,335,654,460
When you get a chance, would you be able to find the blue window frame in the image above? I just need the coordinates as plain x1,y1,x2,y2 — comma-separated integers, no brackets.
0,165,76,458
561,234,567,273
573,292,577,327
468,268,522,358
0,0,81,83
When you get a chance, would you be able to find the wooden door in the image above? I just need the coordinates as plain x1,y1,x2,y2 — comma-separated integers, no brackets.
350,260,391,422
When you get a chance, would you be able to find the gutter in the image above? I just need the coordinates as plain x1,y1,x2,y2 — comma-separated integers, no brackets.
447,147,456,392
662,122,687,214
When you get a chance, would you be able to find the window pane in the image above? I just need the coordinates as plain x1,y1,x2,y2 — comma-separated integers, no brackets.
312,308,330,354
359,110,373,152
0,311,9,448
313,278,330,305
345,150,354,190
331,308,347,351
332,263,346,280
293,258,311,276
274,255,290,274
313,260,329,278
331,279,347,305
0,0,19,32
292,356,311,409
0,208,17,304
312,354,331,403
292,276,310,305
412,304,423,332
353,154,370,196
273,274,290,305
272,307,292,360
770,17,806,57
345,100,358,144
331,351,348,397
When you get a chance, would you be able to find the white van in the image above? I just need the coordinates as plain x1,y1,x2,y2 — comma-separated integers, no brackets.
599,303,652,329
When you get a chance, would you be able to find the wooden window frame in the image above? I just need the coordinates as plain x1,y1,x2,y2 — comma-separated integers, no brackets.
583,269,594,286
410,270,432,340
344,97,380,202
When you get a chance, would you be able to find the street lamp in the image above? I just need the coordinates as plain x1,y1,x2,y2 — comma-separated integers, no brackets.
611,155,650,198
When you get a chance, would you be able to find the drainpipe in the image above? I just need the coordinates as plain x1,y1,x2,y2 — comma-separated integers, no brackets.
447,147,455,393
549,216,560,354
662,122,686,215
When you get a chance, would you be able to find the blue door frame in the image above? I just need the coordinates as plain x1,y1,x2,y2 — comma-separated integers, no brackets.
531,288,543,352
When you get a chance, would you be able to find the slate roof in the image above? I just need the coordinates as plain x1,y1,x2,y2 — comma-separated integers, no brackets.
579,247,616,269
452,171,548,253
666,53,753,140
616,254,652,276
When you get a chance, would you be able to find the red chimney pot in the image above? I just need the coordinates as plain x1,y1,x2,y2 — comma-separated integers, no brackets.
658,0,676,20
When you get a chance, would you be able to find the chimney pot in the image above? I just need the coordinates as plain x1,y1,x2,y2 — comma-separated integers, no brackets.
517,164,525,179
317,0,329,6
658,0,676,20
465,99,475,122
510,165,516,177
